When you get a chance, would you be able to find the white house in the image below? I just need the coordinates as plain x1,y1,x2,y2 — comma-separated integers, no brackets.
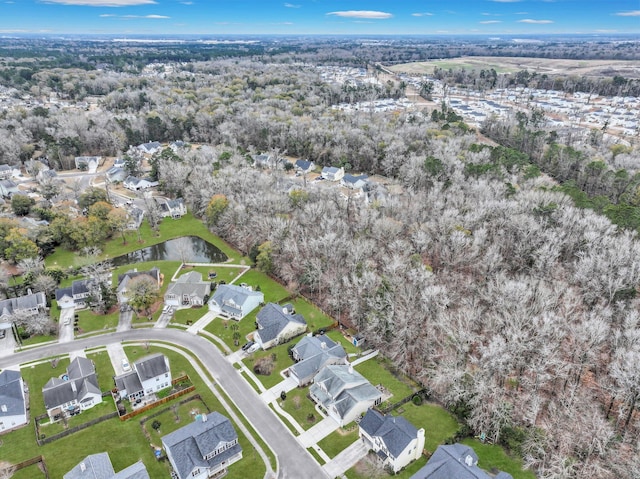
341,173,369,190
294,159,315,174
55,279,93,309
359,408,425,473
0,180,19,198
0,164,12,180
157,197,187,219
42,357,102,421
123,176,159,191
254,303,307,350
0,291,47,322
74,156,102,172
0,369,28,432
162,412,243,479
321,166,345,182
136,142,162,155
164,271,211,308
114,353,171,401
208,284,264,320
309,364,382,426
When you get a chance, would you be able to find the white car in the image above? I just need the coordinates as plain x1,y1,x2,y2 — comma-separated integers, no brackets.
121,359,131,372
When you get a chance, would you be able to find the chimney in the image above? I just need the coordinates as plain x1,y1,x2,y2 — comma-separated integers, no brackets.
464,455,474,467
348,364,354,374
320,342,327,350
80,463,86,472
202,414,208,422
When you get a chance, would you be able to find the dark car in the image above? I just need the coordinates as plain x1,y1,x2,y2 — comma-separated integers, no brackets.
241,341,255,351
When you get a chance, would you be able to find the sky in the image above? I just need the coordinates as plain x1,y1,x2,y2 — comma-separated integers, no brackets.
0,0,638,36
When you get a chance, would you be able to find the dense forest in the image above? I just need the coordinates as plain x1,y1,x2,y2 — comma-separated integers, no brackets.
0,40,640,478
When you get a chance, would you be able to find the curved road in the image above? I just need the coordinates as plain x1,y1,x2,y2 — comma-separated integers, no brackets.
0,329,328,479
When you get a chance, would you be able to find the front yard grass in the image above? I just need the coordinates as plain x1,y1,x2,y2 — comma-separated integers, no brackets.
318,427,359,459
279,387,320,431
204,313,259,351
76,309,119,334
21,357,71,415
172,306,206,326
239,269,289,303
354,356,416,401
87,350,116,392
242,342,295,389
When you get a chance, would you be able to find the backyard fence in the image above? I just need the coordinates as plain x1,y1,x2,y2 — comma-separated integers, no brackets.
377,388,431,414
35,411,119,446
12,455,49,478
118,375,195,421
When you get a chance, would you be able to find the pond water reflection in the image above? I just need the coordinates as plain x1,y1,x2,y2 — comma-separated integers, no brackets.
111,236,227,266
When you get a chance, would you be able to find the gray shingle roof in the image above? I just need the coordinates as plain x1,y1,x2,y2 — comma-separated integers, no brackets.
290,335,347,383
256,303,306,343
409,444,513,479
64,453,150,479
134,353,169,382
0,370,26,418
42,357,100,410
359,409,419,458
165,272,210,302
162,412,242,479
210,284,263,316
0,291,46,317
55,279,91,301
117,268,160,293
114,371,143,396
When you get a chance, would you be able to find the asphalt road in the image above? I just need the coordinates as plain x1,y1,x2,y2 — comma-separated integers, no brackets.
0,329,328,479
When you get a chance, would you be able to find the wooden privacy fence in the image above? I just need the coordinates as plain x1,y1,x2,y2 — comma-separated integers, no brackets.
118,383,196,421
13,455,50,478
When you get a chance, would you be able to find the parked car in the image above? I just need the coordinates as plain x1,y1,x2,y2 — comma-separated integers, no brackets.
247,342,260,353
0,329,6,339
121,359,131,372
241,341,255,352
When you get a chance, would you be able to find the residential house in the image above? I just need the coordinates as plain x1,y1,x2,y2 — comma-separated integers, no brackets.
321,166,345,182
289,334,347,386
136,142,162,155
157,197,187,219
36,168,58,183
254,303,307,350
341,174,369,190
74,156,102,172
208,284,264,320
409,443,513,479
123,176,159,191
252,153,273,168
294,159,315,174
170,140,187,152
64,452,149,479
0,291,47,322
359,408,425,474
114,353,171,401
105,166,127,184
164,271,211,308
116,267,161,304
0,369,28,432
309,364,382,427
55,279,94,309
42,357,102,421
0,179,19,198
127,207,145,230
0,164,12,180
162,412,243,479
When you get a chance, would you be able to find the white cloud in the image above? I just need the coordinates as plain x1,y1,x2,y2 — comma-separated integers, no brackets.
480,20,502,24
284,2,300,8
518,19,554,24
615,10,640,17
180,1,193,4
44,0,156,5
412,12,433,17
326,10,392,19
514,12,529,15
99,13,116,16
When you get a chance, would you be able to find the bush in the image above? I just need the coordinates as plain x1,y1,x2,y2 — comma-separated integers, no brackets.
412,395,423,406
254,356,274,376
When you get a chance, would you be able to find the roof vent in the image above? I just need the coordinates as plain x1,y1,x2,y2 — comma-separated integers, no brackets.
80,463,86,472
465,455,474,467
1,404,7,412
320,342,327,350
202,414,208,422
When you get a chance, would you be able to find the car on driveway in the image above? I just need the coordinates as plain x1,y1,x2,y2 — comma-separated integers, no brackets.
241,341,255,352
121,359,131,372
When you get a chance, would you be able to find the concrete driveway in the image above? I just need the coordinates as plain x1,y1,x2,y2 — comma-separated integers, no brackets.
260,376,298,404
0,323,16,357
116,309,134,332
58,308,76,343
107,343,129,376
322,439,368,478
154,307,174,328
298,416,340,447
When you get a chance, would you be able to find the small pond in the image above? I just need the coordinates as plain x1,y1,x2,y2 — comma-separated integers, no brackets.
111,236,228,266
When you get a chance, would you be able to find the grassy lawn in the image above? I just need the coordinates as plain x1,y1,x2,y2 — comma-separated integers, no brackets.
188,265,247,284
19,334,57,347
76,309,119,334
325,329,360,355
172,307,206,326
354,357,416,401
3,345,266,479
461,439,536,479
242,342,295,389
279,387,320,431
398,402,459,453
318,428,359,458
239,269,290,303
87,350,116,392
307,447,326,465
45,213,246,269
143,397,210,444
291,297,335,332
205,312,259,351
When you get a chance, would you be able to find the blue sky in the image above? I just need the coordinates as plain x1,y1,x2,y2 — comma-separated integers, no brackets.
0,0,638,35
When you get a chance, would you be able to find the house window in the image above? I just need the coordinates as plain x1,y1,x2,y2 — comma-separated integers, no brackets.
191,468,200,476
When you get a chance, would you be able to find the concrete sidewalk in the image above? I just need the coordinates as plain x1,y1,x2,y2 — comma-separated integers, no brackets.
322,439,368,478
260,375,298,404
187,310,217,334
298,416,339,447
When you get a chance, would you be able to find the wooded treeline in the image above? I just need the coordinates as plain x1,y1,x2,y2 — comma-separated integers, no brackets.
0,56,639,478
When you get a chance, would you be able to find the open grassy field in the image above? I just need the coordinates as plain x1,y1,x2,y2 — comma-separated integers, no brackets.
389,56,640,78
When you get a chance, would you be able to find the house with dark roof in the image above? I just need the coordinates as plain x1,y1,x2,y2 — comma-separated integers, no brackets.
162,412,243,479
409,443,514,479
251,153,273,168
114,353,171,401
208,284,264,320
106,166,127,183
64,452,149,479
341,173,369,190
359,408,425,473
157,197,187,219
0,291,47,322
321,166,345,182
55,279,94,309
123,176,159,191
116,267,161,304
294,159,315,174
42,357,102,421
0,164,12,180
289,334,347,386
136,142,162,155
254,303,307,350
164,271,211,308
127,207,145,230
74,156,102,172
0,179,19,198
309,364,382,427
0,369,28,432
